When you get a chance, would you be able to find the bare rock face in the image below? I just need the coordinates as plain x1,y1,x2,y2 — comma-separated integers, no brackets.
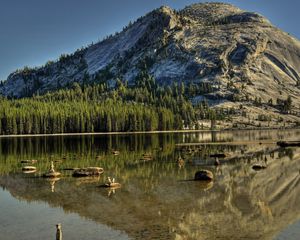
1,2,300,124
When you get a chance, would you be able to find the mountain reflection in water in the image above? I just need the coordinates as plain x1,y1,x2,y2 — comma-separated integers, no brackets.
0,130,300,240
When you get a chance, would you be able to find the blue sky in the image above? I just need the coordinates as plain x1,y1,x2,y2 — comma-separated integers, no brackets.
0,0,299,80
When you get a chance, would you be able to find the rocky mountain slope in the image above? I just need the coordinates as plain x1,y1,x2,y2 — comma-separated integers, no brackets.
1,2,300,127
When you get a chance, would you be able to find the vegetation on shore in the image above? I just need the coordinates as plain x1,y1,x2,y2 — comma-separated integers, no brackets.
1,66,296,135
0,71,227,135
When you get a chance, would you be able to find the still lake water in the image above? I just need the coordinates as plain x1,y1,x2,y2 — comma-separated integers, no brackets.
0,130,300,240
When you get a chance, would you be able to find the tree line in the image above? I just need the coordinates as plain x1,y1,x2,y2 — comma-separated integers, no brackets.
0,70,228,135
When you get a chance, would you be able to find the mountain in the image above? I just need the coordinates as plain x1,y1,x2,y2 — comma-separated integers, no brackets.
1,2,300,128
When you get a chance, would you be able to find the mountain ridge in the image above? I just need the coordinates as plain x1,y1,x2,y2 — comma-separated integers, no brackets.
1,2,300,128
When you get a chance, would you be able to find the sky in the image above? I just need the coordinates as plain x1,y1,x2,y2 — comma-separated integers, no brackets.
0,0,299,81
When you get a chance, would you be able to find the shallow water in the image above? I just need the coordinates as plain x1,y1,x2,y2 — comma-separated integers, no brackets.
0,130,300,240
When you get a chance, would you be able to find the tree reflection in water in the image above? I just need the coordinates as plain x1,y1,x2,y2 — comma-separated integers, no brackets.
0,129,300,239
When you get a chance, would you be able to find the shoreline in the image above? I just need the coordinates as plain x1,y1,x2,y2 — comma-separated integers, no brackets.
0,129,217,138
0,127,299,138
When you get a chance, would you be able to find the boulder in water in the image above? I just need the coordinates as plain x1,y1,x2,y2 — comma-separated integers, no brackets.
194,170,214,181
72,167,104,177
22,166,37,173
21,160,37,164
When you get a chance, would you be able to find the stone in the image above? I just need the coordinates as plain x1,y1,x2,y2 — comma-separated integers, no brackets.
72,167,104,177
194,170,214,181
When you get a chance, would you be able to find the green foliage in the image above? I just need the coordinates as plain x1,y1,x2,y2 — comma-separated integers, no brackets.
0,69,232,134
0,74,198,134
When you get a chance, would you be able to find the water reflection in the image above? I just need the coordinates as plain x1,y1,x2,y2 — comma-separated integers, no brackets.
0,130,300,239
46,177,60,193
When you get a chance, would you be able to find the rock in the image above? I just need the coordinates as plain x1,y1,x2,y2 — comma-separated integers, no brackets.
72,167,104,177
140,153,153,161
22,166,37,173
194,170,214,181
22,166,36,171
1,3,300,131
252,164,267,171
21,160,37,164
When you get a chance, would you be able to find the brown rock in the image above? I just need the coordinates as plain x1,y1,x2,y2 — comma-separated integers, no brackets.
194,170,214,181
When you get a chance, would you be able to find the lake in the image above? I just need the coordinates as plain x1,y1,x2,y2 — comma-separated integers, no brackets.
0,130,300,240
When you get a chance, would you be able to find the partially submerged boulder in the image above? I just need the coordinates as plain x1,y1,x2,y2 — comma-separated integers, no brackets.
72,167,104,177
194,170,214,181
21,160,37,164
22,166,37,173
140,153,153,161
22,166,36,171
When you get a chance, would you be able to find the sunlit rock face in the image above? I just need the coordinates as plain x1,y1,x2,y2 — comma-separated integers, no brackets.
1,3,300,115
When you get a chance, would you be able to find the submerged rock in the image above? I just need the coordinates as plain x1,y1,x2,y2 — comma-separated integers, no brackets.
194,170,214,181
72,167,104,177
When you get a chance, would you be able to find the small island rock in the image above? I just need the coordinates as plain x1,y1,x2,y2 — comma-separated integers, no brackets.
194,170,214,181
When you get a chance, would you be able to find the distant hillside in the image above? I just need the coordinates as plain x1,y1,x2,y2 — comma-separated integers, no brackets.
1,2,300,129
